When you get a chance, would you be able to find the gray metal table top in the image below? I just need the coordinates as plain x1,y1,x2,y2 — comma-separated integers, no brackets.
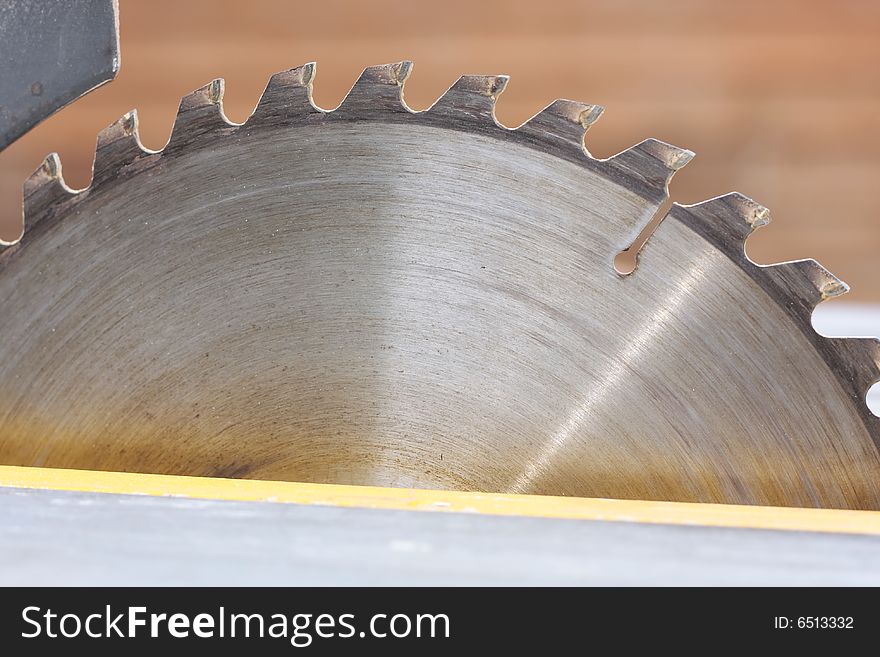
1,486,878,586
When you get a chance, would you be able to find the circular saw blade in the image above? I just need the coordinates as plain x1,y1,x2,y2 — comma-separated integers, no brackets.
1,62,878,508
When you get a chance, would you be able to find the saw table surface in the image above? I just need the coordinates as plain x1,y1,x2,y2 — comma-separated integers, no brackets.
1,467,879,586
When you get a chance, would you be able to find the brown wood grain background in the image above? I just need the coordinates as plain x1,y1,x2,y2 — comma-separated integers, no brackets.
2,0,879,299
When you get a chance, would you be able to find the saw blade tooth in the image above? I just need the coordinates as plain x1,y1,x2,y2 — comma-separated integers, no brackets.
761,258,849,328
12,153,75,245
250,63,318,126
670,192,770,252
430,74,509,122
168,78,235,148
606,138,694,199
786,258,849,303
92,110,151,187
336,62,413,115
518,99,604,150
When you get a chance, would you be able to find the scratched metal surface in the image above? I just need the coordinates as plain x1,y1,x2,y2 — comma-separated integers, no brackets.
0,0,119,150
1,487,878,586
1,64,879,509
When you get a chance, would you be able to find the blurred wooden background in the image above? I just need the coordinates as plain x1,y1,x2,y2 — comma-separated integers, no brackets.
1,0,878,299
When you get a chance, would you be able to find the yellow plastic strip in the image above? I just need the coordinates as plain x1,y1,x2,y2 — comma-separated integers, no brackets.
1,465,879,535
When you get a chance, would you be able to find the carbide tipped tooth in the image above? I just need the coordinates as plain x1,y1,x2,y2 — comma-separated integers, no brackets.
763,258,850,324
92,110,147,186
169,79,232,146
788,258,850,301
357,61,412,87
430,74,509,121
251,63,318,126
669,192,769,256
181,78,224,112
608,138,693,197
336,62,413,115
715,192,772,231
519,99,604,149
21,153,73,236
